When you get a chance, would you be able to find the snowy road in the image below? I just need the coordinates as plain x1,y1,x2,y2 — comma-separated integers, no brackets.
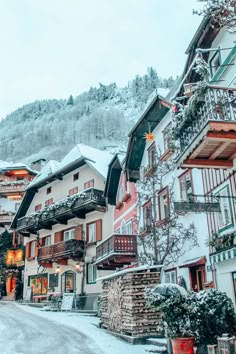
0,302,102,354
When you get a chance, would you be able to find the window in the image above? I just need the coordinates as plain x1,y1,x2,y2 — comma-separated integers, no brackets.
73,173,79,181
216,185,233,231
158,188,170,221
126,220,133,235
47,187,52,194
35,204,42,212
41,236,51,246
45,198,53,206
118,185,124,202
69,187,78,196
232,272,236,303
143,202,152,231
209,48,221,78
165,270,177,284
115,228,120,234
29,241,36,258
121,220,127,234
28,274,48,295
84,179,94,189
179,171,194,201
86,220,102,243
87,223,96,243
148,143,156,168
63,229,75,241
87,264,97,284
163,123,173,152
61,271,76,293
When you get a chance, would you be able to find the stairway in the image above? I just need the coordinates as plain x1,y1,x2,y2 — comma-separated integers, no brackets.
144,338,168,353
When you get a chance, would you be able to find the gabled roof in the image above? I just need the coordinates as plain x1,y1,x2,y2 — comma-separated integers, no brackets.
125,95,171,182
10,144,113,229
104,154,124,205
0,160,37,175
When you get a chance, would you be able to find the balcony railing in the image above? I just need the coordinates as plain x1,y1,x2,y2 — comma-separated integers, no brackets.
37,239,85,262
17,188,106,232
0,213,15,223
175,86,236,154
96,234,137,268
0,181,29,194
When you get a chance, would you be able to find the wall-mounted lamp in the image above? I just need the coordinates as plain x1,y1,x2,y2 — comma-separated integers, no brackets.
75,262,84,273
56,266,60,274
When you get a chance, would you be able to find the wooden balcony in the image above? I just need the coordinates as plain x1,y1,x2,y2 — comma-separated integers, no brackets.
175,86,236,169
0,212,15,224
37,239,85,264
0,181,29,196
17,188,106,233
95,234,137,269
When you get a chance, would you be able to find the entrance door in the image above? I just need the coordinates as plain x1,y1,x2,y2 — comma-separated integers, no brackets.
61,271,76,293
6,274,16,294
190,266,206,292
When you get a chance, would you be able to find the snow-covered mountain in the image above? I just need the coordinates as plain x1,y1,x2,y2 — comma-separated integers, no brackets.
0,68,174,164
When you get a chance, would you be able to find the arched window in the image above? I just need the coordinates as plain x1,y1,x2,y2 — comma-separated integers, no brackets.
61,271,76,294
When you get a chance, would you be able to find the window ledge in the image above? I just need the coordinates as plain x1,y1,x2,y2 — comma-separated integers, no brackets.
160,149,174,161
156,218,170,227
87,241,97,247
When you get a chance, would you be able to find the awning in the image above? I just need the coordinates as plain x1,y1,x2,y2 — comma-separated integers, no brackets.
179,256,206,268
210,247,236,264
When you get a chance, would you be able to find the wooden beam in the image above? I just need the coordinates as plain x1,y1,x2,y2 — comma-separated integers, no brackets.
229,152,236,160
182,159,233,169
206,131,236,141
209,141,231,160
189,139,209,159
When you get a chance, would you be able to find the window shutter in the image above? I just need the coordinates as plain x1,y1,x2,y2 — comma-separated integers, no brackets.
25,243,30,259
34,242,38,258
75,226,82,240
86,224,89,242
54,231,63,243
96,219,102,242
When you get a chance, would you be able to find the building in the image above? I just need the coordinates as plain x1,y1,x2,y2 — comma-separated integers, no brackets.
95,154,137,270
171,16,236,303
0,161,37,298
11,144,123,306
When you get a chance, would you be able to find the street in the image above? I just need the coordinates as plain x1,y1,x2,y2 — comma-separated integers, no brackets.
0,302,102,354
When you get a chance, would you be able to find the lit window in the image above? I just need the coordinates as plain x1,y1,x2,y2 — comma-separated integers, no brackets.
87,264,97,284
179,171,194,201
63,229,75,241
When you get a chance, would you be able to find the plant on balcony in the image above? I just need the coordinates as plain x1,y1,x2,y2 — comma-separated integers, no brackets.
208,231,235,251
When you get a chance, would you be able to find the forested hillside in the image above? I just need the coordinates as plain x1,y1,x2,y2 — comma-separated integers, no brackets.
0,68,175,164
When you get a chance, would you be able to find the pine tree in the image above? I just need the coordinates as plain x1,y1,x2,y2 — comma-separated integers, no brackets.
67,95,74,106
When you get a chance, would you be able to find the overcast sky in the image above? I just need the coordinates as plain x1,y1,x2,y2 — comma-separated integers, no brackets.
0,0,202,119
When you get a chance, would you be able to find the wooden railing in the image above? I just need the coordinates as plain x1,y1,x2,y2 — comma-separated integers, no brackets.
96,234,137,260
17,188,106,231
0,213,15,223
0,181,29,194
174,87,236,153
38,239,85,261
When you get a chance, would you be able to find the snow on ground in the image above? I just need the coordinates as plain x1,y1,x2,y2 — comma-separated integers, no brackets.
14,303,150,354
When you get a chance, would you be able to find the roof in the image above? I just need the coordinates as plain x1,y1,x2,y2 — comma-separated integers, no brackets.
179,256,206,268
104,154,123,205
0,160,37,175
27,144,113,190
125,95,171,182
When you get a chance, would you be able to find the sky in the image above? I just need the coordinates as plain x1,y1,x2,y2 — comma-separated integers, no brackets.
0,0,202,119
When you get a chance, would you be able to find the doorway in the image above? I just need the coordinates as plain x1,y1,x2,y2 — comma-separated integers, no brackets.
61,271,76,293
189,266,206,292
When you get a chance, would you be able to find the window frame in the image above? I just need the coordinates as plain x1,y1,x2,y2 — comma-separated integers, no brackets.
142,201,152,231
29,241,36,258
41,235,51,246
126,219,133,235
87,222,96,243
84,179,94,190
69,186,78,196
209,48,221,78
215,185,234,232
63,228,75,241
162,122,173,152
86,264,97,284
46,186,52,194
73,172,79,181
147,143,156,169
45,198,53,207
179,170,194,202
165,269,177,284
35,204,42,212
158,187,170,222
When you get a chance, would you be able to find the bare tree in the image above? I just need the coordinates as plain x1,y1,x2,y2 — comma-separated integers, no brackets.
135,146,198,266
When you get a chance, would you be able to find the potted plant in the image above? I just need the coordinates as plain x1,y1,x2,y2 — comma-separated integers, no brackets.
188,289,236,354
146,286,195,354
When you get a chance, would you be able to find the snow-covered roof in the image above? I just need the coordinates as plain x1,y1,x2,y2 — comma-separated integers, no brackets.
27,144,113,189
28,160,60,188
0,160,37,175
97,264,163,281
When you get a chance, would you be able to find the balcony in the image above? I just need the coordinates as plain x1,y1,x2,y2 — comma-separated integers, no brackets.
0,212,15,224
174,86,236,169
17,188,106,233
0,181,29,196
37,239,85,265
95,234,137,269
